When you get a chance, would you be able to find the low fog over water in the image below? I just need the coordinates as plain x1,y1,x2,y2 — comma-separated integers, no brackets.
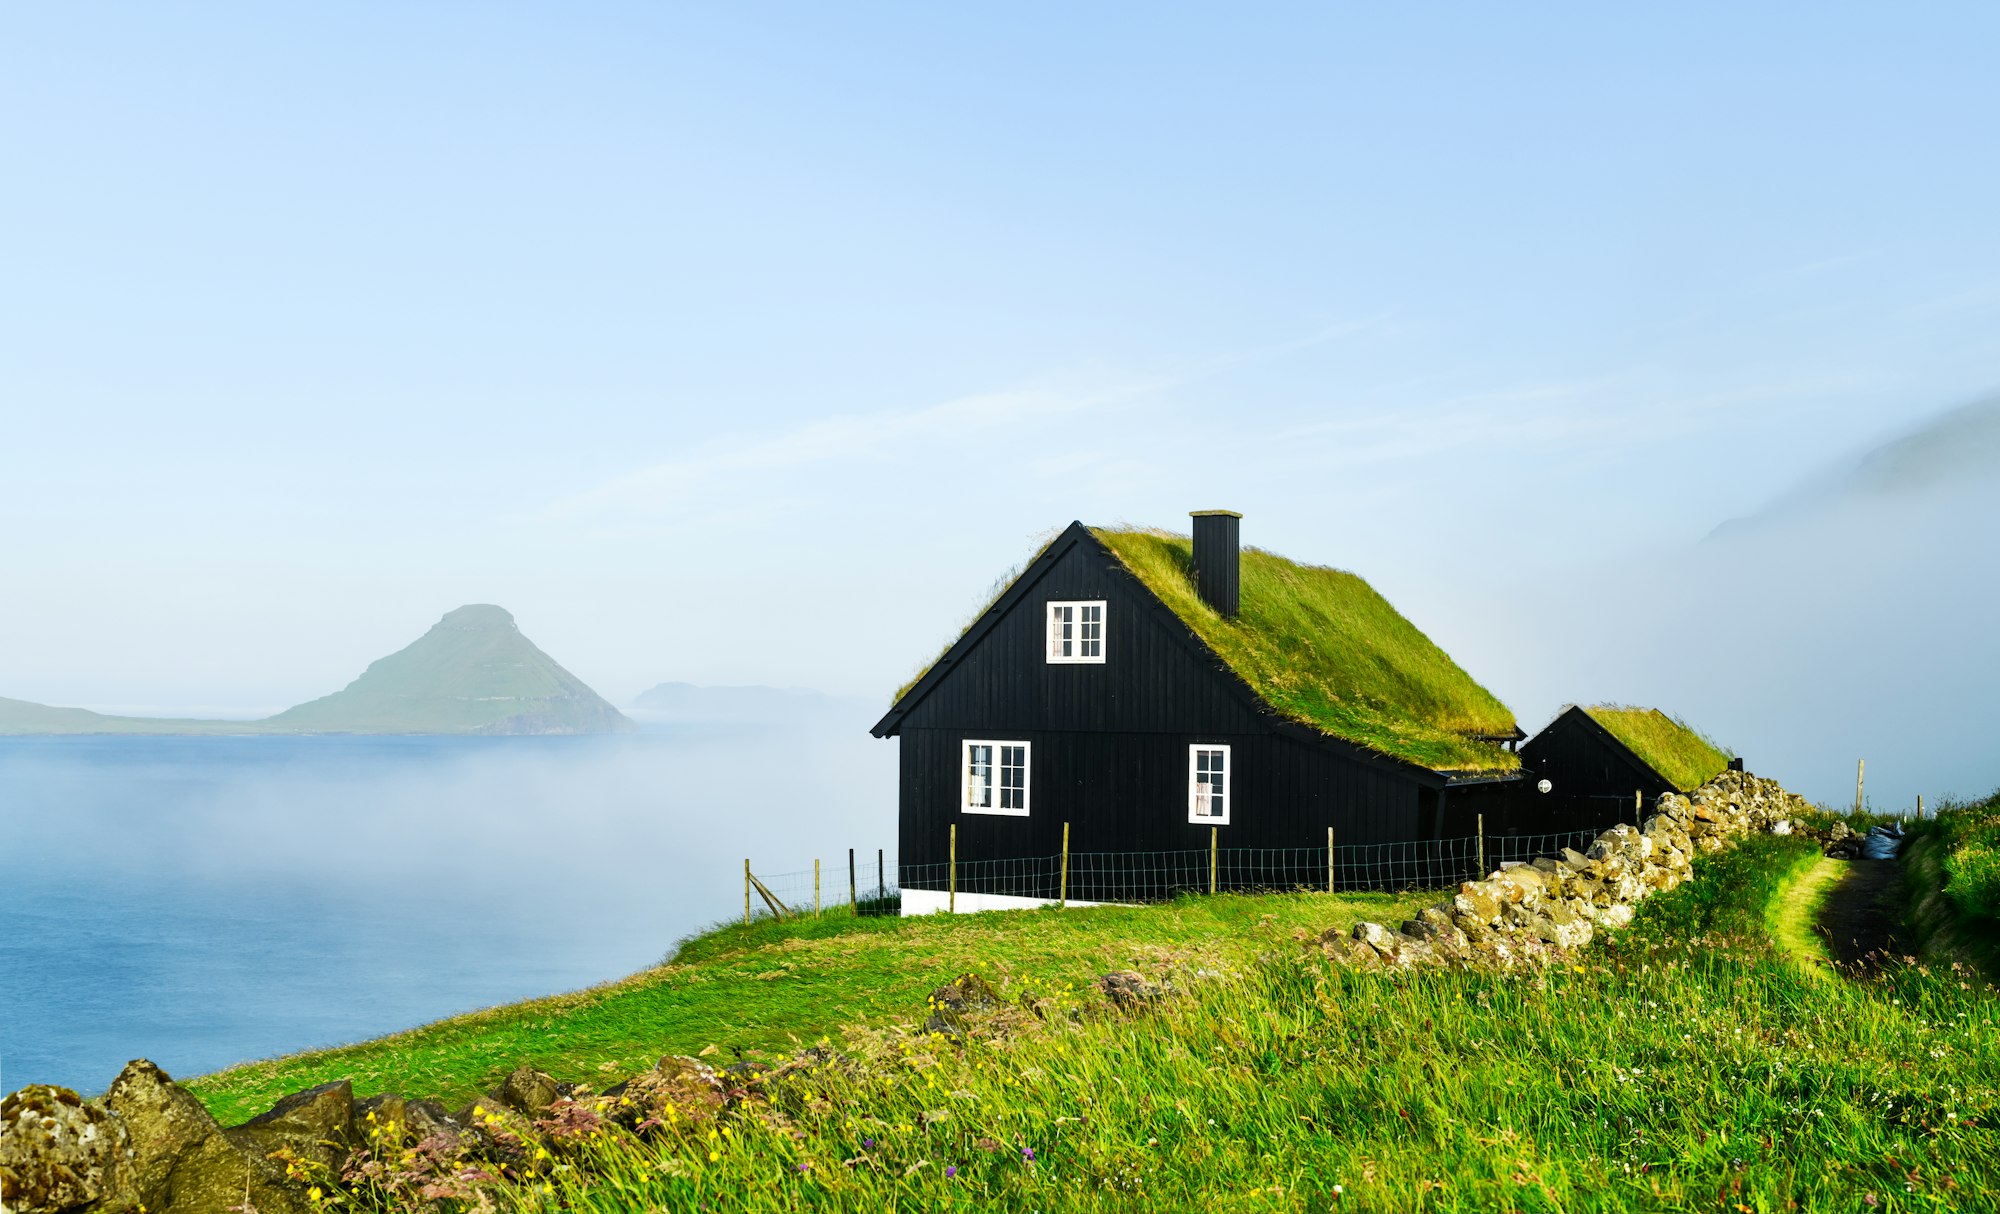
0,715,894,1093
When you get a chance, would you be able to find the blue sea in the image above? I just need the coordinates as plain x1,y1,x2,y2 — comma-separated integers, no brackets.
0,726,892,1097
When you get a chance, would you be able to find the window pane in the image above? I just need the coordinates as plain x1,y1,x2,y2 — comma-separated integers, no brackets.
967,745,992,808
1000,745,1026,810
1192,747,1228,820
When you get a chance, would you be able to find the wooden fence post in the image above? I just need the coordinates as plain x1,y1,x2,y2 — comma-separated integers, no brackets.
949,823,958,914
1326,825,1335,893
848,848,857,914
744,858,751,926
1476,814,1486,879
1209,826,1218,896
1856,759,1865,814
1060,821,1070,908
1918,794,1926,820
1634,789,1642,820
814,859,821,915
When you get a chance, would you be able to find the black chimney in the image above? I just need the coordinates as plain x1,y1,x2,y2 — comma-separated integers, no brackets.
1190,510,1242,618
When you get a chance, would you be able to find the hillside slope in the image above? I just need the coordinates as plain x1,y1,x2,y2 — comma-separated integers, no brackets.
170,834,1999,1213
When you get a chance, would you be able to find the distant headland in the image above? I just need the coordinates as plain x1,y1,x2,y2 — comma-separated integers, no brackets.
0,605,633,736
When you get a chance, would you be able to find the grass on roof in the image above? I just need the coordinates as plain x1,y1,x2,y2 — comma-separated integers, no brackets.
1584,704,1733,791
1094,528,1519,773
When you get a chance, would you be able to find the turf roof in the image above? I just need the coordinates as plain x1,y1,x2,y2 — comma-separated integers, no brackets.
1093,528,1519,773
1582,705,1733,792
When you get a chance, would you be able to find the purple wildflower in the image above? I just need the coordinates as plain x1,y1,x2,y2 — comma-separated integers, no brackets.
863,1137,876,1149
1022,1146,1037,1162
946,1165,958,1178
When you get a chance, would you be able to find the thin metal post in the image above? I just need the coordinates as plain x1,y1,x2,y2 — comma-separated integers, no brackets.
1060,821,1070,907
1856,759,1865,814
744,858,751,926
1326,825,1335,893
878,848,885,902
949,823,958,914
1209,826,1218,895
848,848,857,914
1476,814,1486,879
814,859,821,915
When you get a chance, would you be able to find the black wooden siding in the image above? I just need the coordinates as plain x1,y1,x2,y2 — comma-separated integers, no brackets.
1516,707,1673,832
889,528,1432,870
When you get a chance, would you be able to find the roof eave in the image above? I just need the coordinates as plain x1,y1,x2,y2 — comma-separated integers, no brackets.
871,521,1092,738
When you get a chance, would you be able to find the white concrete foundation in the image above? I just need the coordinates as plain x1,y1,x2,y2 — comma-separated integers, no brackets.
899,887,1115,916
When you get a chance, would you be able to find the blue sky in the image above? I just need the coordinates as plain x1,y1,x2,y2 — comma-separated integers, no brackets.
4,5,1997,800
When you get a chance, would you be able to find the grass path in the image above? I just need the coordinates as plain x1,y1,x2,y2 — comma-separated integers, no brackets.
186,888,1427,1126
1767,853,1843,978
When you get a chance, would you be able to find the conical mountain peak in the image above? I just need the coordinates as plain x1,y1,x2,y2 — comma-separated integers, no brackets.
435,604,518,631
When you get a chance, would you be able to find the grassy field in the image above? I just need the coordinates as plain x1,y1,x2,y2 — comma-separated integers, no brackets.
1095,528,1519,772
1584,705,1734,792
187,888,1429,1126
1904,793,2000,977
469,833,2000,1213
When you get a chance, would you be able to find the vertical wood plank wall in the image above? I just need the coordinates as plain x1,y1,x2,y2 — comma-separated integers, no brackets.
894,536,1429,869
1516,708,1676,833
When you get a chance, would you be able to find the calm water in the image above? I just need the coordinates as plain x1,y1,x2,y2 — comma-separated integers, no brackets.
0,727,892,1096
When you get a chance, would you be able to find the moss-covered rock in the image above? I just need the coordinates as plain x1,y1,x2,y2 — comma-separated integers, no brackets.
222,1078,355,1176
0,1083,133,1213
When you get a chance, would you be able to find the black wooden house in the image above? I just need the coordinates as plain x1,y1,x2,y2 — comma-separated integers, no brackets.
1518,704,1736,832
872,513,1529,913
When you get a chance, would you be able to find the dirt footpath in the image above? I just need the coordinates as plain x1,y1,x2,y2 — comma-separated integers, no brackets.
1817,858,1909,968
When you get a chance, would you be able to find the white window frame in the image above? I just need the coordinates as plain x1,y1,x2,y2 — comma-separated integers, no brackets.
962,739,1032,817
1046,600,1107,664
1188,743,1231,825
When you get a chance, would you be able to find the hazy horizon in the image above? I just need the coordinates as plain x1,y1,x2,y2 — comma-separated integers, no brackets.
5,5,1998,809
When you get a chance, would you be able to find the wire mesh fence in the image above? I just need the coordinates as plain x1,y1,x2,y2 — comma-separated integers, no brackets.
743,824,1619,920
741,861,900,921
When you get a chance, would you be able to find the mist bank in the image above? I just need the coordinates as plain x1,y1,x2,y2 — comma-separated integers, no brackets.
0,724,896,1091
1484,476,1999,811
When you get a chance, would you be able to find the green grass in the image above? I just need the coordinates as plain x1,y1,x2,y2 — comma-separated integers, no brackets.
185,889,1427,1127
1931,792,2000,924
1094,528,1518,772
473,833,2000,1213
1583,704,1733,791
1764,853,1843,981
1903,792,2000,977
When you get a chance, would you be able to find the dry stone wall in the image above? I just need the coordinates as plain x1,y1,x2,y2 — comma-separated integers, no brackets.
1323,769,1813,968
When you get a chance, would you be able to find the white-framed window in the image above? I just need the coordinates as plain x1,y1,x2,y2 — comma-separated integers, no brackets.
1046,600,1106,663
963,739,1031,816
1189,744,1230,825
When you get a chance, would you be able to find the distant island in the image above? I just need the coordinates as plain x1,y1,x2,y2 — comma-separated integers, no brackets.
0,605,632,736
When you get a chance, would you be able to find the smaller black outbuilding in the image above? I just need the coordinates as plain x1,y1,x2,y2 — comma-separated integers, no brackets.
1519,704,1735,831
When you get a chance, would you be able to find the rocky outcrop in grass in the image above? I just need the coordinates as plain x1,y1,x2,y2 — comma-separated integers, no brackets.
1326,769,1814,967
